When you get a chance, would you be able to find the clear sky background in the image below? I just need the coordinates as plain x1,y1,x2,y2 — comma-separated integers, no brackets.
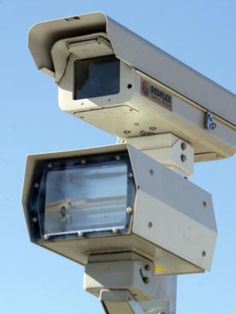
0,1,236,313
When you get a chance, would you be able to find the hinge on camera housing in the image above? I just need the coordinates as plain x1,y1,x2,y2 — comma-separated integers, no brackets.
204,111,217,130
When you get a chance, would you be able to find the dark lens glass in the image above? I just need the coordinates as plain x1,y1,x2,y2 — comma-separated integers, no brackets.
74,55,120,99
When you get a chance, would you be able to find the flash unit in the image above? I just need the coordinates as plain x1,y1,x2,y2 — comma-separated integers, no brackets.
28,151,135,241
23,144,216,275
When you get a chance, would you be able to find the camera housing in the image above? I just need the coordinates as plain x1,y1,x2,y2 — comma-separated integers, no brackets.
22,144,217,275
29,12,236,162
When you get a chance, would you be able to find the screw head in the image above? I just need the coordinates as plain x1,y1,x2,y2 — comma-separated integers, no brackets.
144,264,151,271
126,207,133,214
112,227,119,234
149,169,154,175
44,234,49,240
149,126,157,131
123,130,131,135
78,231,83,237
202,250,207,257
181,154,187,162
32,217,38,223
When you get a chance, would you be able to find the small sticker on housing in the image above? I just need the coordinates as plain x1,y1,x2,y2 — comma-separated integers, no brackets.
141,79,172,111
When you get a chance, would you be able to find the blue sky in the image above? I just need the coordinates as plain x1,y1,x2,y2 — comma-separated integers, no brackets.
1,1,236,313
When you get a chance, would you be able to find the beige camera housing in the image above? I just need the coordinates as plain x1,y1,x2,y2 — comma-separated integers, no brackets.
29,12,236,162
22,144,217,275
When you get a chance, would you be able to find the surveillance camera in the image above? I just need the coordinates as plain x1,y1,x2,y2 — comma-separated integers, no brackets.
28,12,236,162
22,144,216,275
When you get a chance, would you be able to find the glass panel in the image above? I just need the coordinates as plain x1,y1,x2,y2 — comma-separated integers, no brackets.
44,162,128,235
74,56,120,99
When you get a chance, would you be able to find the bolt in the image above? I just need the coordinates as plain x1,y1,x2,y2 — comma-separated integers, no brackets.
34,182,39,188
78,231,83,237
115,155,121,161
181,142,187,150
112,227,119,234
59,206,66,218
123,130,131,135
80,159,86,164
144,264,151,271
32,217,38,223
44,234,49,240
47,163,53,168
149,126,157,131
149,169,154,175
202,201,207,207
202,250,207,257
126,207,133,214
148,222,153,228
128,172,133,178
181,154,187,162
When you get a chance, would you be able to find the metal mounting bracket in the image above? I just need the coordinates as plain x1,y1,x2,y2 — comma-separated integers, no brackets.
204,111,217,130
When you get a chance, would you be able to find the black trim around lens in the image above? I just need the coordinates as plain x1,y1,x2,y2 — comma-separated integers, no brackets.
74,55,120,100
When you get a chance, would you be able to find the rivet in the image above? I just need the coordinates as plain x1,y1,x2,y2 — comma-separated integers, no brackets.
44,234,49,240
78,231,83,237
123,130,131,135
126,207,133,214
112,227,119,234
144,264,151,271
32,217,38,223
149,169,154,175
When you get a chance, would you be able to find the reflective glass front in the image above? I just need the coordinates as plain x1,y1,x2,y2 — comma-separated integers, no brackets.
44,163,128,235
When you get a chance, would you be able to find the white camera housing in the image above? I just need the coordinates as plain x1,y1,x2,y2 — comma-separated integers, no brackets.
29,12,236,162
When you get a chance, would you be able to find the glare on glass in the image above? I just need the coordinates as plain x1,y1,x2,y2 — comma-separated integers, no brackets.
44,163,128,236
